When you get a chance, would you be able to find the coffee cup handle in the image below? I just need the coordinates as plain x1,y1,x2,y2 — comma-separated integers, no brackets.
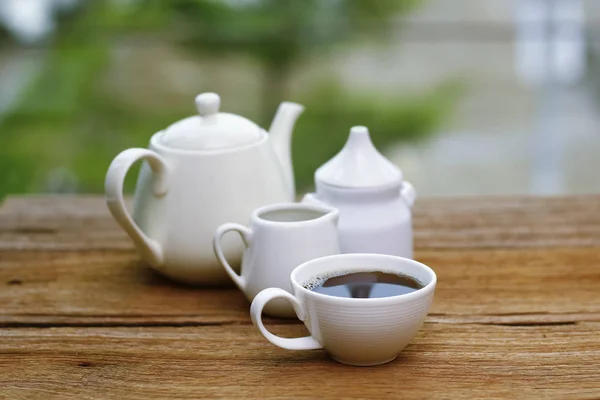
213,223,252,290
250,288,322,351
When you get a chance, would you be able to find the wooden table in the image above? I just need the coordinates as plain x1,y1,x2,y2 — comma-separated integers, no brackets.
1,195,599,399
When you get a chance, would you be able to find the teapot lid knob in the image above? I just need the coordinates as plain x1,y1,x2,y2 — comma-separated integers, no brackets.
159,91,263,151
195,92,220,117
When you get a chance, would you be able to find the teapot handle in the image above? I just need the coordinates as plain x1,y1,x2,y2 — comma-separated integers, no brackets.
105,148,169,267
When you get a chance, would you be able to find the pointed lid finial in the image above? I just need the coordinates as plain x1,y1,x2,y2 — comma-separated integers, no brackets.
315,126,402,188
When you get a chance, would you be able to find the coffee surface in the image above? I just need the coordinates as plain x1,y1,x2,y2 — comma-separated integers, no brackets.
307,271,423,298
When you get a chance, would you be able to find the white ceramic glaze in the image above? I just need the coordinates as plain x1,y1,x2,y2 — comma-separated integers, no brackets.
250,253,437,366
315,126,402,188
161,93,263,150
213,203,340,317
303,126,416,258
105,93,304,285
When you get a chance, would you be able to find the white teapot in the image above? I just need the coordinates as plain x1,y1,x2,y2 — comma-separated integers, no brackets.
302,126,416,258
105,92,304,284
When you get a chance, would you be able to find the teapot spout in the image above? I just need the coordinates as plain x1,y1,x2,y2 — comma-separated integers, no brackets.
269,101,304,200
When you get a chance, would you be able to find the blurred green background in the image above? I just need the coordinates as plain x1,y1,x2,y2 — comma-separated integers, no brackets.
0,0,461,199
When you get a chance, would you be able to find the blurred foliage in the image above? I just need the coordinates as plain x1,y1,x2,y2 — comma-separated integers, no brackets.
293,79,462,190
0,0,461,198
585,43,600,109
165,0,423,118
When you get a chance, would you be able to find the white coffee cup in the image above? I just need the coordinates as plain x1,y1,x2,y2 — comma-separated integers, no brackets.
213,203,340,318
250,253,437,366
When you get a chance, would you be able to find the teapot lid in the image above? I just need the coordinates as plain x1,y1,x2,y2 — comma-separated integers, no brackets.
315,126,402,188
159,92,263,150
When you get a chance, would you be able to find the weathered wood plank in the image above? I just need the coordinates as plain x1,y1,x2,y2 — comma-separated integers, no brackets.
0,196,130,252
1,195,599,251
415,194,600,249
0,251,248,326
1,248,599,326
1,195,599,399
1,323,599,399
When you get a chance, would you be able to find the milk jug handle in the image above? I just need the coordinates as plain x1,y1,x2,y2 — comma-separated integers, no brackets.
213,223,252,290
401,180,416,208
105,148,169,266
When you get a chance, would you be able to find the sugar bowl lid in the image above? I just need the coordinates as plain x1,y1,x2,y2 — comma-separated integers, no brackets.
158,92,263,151
315,126,403,188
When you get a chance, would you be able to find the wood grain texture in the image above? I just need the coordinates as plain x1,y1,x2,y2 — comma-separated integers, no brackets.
1,195,600,251
0,247,599,326
1,195,600,399
1,323,599,399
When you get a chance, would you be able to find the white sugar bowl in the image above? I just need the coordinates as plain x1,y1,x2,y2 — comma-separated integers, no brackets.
302,126,416,258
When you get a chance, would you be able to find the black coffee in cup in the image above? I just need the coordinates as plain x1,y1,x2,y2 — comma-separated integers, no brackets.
304,271,423,299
